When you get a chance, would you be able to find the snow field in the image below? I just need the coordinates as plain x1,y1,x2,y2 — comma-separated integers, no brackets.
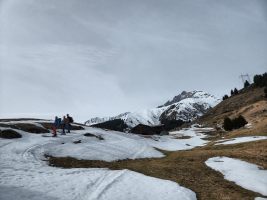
0,125,201,200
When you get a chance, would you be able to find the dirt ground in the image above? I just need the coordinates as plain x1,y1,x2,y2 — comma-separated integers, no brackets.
48,138,267,200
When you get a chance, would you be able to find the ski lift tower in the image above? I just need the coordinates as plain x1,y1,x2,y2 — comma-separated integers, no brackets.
239,74,251,84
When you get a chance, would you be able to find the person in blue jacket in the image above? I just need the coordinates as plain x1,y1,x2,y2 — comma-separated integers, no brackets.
52,116,61,137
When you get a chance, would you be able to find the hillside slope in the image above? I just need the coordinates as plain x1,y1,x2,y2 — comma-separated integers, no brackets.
196,86,267,136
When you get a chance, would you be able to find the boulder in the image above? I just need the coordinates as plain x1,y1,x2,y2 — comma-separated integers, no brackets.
0,129,22,139
15,123,49,133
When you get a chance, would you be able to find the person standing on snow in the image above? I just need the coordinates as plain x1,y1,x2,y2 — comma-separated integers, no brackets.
66,114,73,133
57,117,62,128
52,116,60,137
61,116,67,135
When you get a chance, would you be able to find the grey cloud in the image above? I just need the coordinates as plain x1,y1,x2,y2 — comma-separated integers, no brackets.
0,0,266,122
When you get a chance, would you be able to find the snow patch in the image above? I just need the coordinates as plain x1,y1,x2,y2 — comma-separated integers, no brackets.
215,136,267,145
206,156,267,196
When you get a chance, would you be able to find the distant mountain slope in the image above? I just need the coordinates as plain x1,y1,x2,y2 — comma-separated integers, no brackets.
85,112,130,126
85,91,220,128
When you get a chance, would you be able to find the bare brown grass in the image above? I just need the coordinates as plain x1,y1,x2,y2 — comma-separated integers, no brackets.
197,87,266,127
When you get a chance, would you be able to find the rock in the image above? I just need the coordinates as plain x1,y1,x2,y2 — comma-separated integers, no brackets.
84,133,96,137
84,133,104,140
73,140,81,144
15,123,49,133
0,129,22,139
0,123,49,134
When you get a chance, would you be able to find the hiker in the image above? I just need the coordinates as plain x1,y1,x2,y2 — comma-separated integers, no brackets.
61,116,67,135
52,116,60,137
66,114,73,133
57,117,62,128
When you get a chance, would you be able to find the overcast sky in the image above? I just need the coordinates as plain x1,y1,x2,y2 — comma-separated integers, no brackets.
0,0,266,122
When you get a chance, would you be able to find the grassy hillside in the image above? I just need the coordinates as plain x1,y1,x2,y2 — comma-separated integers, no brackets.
196,85,267,136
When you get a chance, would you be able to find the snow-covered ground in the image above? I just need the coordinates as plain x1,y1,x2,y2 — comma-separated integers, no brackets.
0,124,206,200
42,126,208,161
215,136,267,145
149,127,209,151
206,157,267,196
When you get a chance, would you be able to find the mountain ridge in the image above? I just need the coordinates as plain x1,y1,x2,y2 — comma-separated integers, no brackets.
85,90,221,128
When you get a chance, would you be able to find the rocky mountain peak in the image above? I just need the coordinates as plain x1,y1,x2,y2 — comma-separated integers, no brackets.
159,90,212,107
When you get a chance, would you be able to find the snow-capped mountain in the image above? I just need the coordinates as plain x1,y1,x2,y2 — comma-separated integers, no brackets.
85,91,221,128
159,91,220,122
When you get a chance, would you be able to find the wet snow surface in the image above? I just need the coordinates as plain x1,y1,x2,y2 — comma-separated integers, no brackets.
215,136,267,145
206,157,267,196
45,127,208,161
0,123,204,200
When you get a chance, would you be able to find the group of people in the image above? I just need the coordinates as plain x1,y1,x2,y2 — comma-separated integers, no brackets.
52,114,74,137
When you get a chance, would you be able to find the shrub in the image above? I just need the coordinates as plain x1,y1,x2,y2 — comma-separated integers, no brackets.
222,95,229,100
223,117,233,131
232,115,248,129
253,73,267,87
234,88,239,95
223,115,247,131
244,80,250,88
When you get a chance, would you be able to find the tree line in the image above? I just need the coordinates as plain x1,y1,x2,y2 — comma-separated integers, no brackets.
223,72,267,100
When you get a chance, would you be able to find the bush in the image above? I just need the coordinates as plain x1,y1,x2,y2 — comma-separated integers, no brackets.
234,88,239,95
229,88,239,97
223,115,248,131
253,73,267,87
222,95,229,100
232,115,248,129
264,87,267,98
244,80,250,88
223,117,233,131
